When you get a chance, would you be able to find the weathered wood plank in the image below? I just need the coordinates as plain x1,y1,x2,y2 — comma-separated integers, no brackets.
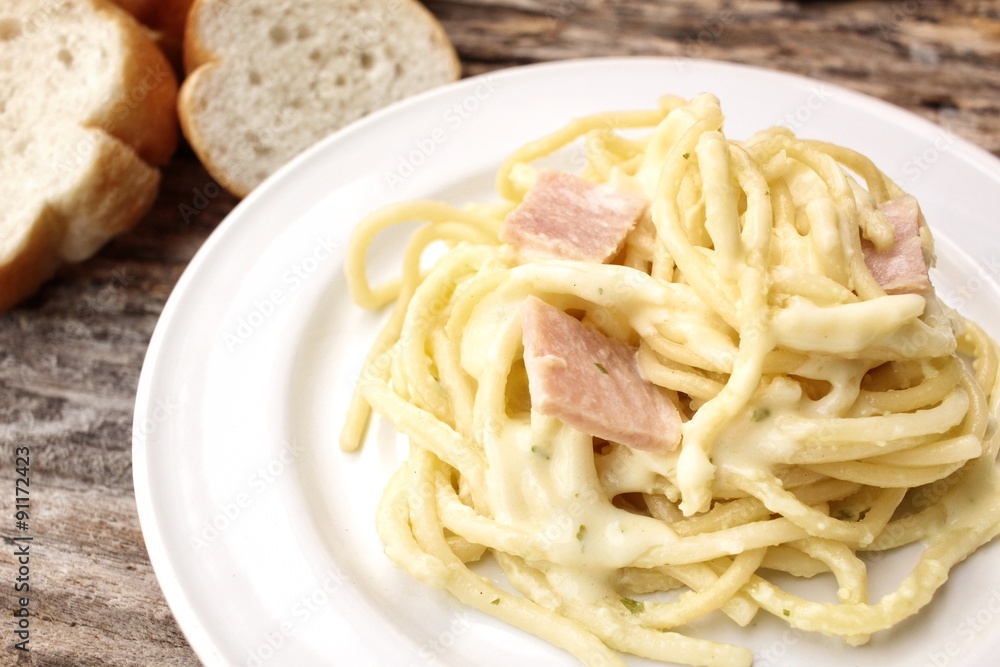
429,0,1000,153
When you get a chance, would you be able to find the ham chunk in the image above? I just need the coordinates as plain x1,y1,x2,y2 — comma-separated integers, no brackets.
521,296,682,452
862,195,931,295
500,170,647,263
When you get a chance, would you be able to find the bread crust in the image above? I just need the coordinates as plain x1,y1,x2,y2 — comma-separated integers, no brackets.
95,0,180,165
0,208,64,313
181,0,215,76
177,62,248,196
53,129,162,263
179,0,461,198
109,0,195,69
0,0,178,312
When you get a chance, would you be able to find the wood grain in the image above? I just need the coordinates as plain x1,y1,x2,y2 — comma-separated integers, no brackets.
2,1,1000,664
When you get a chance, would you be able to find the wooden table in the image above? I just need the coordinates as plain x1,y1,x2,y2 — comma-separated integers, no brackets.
2,1,999,664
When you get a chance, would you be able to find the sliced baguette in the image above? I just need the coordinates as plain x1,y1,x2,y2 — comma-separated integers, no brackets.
0,0,179,312
179,0,460,197
110,0,194,70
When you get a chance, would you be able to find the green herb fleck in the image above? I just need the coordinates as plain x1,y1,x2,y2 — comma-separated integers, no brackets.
751,407,771,422
576,525,587,541
491,598,500,606
620,598,644,615
682,152,690,159
530,445,550,460
834,508,857,521
782,609,791,617
594,362,609,375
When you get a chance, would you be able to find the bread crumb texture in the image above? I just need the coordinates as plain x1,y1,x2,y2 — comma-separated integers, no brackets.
0,0,178,312
180,0,460,197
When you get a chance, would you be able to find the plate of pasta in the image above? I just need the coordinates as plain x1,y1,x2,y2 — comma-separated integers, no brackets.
134,57,1000,667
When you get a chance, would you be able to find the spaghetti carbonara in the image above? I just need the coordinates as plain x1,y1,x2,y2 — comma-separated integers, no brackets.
339,93,1000,666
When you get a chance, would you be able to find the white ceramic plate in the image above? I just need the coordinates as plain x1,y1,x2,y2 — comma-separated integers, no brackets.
134,58,1000,667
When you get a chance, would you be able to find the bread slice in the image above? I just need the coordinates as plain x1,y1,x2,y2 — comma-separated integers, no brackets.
0,0,179,312
179,0,460,197
110,0,194,70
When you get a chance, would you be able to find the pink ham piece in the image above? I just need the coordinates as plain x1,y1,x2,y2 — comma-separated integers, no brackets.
500,170,647,263
521,296,682,452
862,195,931,295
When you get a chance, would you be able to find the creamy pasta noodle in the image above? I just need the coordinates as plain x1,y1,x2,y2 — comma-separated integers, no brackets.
339,93,1000,667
